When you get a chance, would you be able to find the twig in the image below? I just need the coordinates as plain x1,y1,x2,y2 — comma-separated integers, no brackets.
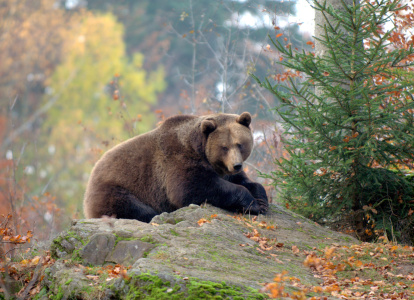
17,256,43,300
0,263,11,300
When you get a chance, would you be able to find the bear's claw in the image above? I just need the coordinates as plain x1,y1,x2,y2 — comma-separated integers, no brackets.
256,198,269,214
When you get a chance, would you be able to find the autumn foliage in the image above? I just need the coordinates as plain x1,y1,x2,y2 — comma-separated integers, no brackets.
264,242,414,299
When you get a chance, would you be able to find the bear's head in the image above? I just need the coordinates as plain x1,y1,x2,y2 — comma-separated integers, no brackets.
202,112,253,175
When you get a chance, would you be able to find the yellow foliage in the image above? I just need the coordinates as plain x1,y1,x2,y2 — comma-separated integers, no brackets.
40,12,165,213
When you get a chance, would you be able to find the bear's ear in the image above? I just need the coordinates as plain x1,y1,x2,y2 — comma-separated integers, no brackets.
237,112,251,127
201,119,216,135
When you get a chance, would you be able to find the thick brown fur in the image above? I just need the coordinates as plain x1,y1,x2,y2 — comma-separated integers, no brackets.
84,112,268,222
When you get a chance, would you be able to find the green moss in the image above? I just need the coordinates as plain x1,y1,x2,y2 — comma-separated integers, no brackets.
140,235,155,244
80,285,94,295
174,218,184,224
67,230,86,245
170,229,180,236
124,274,174,300
65,278,73,285
317,243,329,249
71,249,82,262
53,286,64,300
33,287,48,299
50,230,86,259
50,236,65,258
114,234,139,246
122,274,267,300
186,278,266,299
341,236,353,243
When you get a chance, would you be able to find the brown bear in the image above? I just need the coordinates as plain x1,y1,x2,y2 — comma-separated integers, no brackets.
83,112,268,222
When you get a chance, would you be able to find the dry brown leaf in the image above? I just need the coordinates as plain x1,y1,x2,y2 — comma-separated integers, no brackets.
86,275,99,281
292,245,300,254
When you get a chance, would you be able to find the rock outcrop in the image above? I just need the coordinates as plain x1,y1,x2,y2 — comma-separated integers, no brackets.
41,204,357,299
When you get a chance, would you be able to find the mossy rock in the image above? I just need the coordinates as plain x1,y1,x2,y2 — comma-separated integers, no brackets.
39,204,357,299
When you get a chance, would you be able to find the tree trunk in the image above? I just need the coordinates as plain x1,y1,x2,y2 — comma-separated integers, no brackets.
314,0,358,58
314,0,365,234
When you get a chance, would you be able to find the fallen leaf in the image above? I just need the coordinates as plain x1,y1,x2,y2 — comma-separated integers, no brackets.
31,256,41,265
354,260,363,268
29,285,41,295
390,245,398,252
197,218,210,226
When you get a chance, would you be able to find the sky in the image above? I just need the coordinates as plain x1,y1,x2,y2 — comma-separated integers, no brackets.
234,0,315,34
292,0,315,33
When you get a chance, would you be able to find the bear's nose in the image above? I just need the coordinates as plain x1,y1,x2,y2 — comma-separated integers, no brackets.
233,163,243,172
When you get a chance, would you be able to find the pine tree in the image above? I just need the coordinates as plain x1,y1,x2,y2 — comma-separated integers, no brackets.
253,0,414,242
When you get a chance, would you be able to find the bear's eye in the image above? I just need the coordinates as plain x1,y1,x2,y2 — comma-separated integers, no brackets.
236,143,242,150
222,146,229,152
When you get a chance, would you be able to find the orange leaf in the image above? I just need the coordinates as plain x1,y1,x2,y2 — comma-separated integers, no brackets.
354,260,363,268
276,33,283,38
20,259,29,266
292,245,300,254
197,218,210,226
313,286,323,292
324,247,335,259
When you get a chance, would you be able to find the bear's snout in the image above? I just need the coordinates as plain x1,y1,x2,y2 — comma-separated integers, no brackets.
233,163,243,172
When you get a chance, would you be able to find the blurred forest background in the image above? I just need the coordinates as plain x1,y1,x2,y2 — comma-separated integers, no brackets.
0,0,313,241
